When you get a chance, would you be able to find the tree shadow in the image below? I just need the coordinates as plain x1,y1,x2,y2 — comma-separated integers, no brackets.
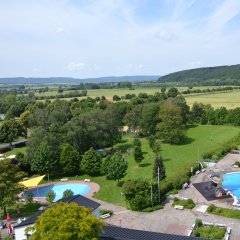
117,181,125,187
142,151,148,155
139,163,152,167
171,136,195,146
163,158,172,162
186,124,198,129
118,139,128,144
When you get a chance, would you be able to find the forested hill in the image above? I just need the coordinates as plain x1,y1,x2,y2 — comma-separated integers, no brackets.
0,75,159,84
158,64,240,86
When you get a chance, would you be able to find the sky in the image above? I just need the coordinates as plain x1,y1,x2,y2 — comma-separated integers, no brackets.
1,0,240,78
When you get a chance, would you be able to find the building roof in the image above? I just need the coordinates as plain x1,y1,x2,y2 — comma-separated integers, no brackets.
15,210,44,228
15,194,100,228
100,225,207,240
56,194,100,211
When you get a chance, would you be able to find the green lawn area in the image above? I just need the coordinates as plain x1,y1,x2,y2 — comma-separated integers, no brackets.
61,125,240,206
4,147,26,156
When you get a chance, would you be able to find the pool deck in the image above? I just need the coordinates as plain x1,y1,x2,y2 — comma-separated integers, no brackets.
23,180,100,204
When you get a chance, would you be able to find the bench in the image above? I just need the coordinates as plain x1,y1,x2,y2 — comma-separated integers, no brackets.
174,205,184,210
61,178,68,182
100,213,111,219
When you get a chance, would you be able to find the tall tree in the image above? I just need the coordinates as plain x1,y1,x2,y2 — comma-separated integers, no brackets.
0,159,25,215
157,100,186,144
133,146,144,164
27,202,104,240
0,119,26,144
152,154,166,180
80,148,102,176
105,152,128,184
31,141,58,180
60,144,81,175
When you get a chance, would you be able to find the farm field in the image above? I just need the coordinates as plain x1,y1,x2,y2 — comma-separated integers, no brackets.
58,124,240,206
32,86,240,109
185,90,240,109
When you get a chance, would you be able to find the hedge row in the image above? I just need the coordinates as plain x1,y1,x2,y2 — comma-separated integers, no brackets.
160,163,199,196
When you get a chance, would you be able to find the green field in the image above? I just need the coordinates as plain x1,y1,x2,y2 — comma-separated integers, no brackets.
33,87,240,109
63,125,240,206
185,90,240,109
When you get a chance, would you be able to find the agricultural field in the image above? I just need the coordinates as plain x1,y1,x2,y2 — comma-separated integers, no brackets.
185,90,240,109
31,86,240,109
61,125,240,206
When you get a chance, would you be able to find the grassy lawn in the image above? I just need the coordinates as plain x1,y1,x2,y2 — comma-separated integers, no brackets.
4,147,27,156
192,225,225,239
207,205,240,220
53,125,240,206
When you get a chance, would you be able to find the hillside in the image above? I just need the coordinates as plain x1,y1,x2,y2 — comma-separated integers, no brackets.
159,64,240,86
0,75,159,84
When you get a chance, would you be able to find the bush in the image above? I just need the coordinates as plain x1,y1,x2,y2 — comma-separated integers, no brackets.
142,205,163,212
172,198,195,209
207,204,217,213
46,190,56,203
62,189,74,199
173,176,190,190
193,225,226,239
195,218,203,227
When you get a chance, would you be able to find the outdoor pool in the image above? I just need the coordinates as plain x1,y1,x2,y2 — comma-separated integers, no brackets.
222,172,240,199
24,183,91,201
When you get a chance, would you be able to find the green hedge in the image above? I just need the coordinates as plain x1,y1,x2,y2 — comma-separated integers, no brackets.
207,204,240,219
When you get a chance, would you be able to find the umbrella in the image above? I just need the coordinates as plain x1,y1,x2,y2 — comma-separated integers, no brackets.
6,213,11,222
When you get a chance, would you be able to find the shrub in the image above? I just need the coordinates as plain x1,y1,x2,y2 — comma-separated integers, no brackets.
62,189,74,199
142,205,163,212
193,225,225,239
195,218,203,227
172,198,195,209
46,190,56,203
173,176,190,190
207,204,217,213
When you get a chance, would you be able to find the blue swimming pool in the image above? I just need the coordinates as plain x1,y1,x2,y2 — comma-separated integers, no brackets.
24,183,91,201
222,172,240,199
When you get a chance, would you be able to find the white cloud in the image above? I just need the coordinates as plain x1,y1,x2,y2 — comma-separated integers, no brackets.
67,62,86,71
56,27,65,33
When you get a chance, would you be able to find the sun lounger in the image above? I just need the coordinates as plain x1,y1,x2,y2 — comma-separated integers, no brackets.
84,179,90,182
174,205,184,210
100,213,111,219
61,178,68,182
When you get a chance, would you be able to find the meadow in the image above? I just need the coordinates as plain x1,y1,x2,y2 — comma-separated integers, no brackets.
63,125,240,206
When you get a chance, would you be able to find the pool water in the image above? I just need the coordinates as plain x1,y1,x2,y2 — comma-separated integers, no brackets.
24,183,91,201
222,172,240,199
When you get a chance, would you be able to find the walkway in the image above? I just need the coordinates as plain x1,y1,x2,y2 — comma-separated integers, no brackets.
98,199,240,240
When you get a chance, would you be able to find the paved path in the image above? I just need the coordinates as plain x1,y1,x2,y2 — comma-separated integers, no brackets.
98,196,240,240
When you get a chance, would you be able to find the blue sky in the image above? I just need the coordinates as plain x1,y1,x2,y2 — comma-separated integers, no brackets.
0,0,240,78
